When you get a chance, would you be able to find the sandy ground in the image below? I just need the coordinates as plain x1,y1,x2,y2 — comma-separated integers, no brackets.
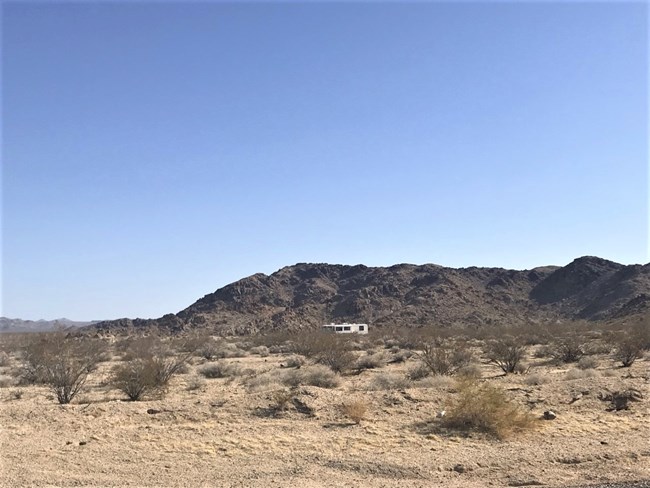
1,345,649,487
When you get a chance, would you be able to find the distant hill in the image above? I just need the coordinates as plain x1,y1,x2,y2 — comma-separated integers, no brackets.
0,317,99,333
90,256,650,335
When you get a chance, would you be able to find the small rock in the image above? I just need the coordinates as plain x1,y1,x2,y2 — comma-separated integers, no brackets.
453,464,466,473
600,441,609,445
543,410,557,420
78,441,87,446
66,441,72,445
147,409,162,415
436,410,446,418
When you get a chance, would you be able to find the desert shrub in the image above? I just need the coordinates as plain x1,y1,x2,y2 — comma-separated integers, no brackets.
341,400,368,424
577,356,599,370
367,373,410,391
244,372,283,392
249,346,270,357
112,350,192,401
441,378,537,439
407,363,432,381
282,355,305,368
552,336,588,363
299,366,340,388
112,359,159,401
389,349,413,363
355,352,386,371
0,376,13,388
523,373,547,386
185,375,206,391
457,363,483,379
485,337,527,374
417,341,472,376
564,368,599,381
198,361,241,379
533,345,554,359
612,336,644,368
269,389,295,413
117,335,167,361
413,375,454,389
0,351,11,367
197,339,220,361
10,389,24,400
21,332,105,404
282,365,340,389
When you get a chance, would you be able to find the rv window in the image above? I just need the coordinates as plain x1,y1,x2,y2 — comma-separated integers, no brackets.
343,326,351,331
335,327,343,332
359,326,365,331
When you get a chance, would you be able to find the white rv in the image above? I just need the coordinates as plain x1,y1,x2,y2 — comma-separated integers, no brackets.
321,323,368,335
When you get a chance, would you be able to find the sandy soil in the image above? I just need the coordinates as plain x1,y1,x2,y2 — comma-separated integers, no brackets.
1,345,649,487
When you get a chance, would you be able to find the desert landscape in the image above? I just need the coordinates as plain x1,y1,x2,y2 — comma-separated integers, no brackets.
1,314,648,488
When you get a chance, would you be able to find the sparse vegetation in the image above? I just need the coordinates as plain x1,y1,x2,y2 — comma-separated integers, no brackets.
612,335,644,368
441,378,537,439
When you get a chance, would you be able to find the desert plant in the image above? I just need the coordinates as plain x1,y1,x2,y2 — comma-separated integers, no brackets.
612,335,644,368
10,389,24,400
441,378,537,439
249,346,270,357
112,358,159,401
341,400,368,424
577,356,599,370
417,341,472,376
21,332,105,404
282,355,305,368
552,335,588,363
355,352,386,371
282,365,340,389
185,375,206,391
198,361,241,379
367,373,410,391
406,363,432,381
485,337,527,374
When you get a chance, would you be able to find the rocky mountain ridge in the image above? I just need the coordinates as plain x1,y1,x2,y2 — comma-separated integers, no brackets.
90,256,649,334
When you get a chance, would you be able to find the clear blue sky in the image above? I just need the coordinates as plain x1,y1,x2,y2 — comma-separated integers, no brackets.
2,2,648,321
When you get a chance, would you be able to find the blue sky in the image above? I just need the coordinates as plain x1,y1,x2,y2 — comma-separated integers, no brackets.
2,2,648,321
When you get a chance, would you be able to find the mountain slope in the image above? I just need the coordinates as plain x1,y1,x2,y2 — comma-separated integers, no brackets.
90,256,650,334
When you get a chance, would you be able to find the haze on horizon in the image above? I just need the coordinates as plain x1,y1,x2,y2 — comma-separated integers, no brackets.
2,2,648,321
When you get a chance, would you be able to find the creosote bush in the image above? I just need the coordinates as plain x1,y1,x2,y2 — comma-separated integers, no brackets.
485,337,527,374
417,340,472,376
112,346,193,401
198,361,242,379
21,332,106,404
441,378,537,440
612,335,644,368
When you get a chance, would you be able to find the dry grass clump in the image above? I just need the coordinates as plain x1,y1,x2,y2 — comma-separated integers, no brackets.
412,375,454,389
244,372,283,392
282,365,340,389
290,332,356,373
341,400,368,424
564,368,599,381
441,379,537,439
198,361,242,379
0,375,14,388
367,372,410,391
